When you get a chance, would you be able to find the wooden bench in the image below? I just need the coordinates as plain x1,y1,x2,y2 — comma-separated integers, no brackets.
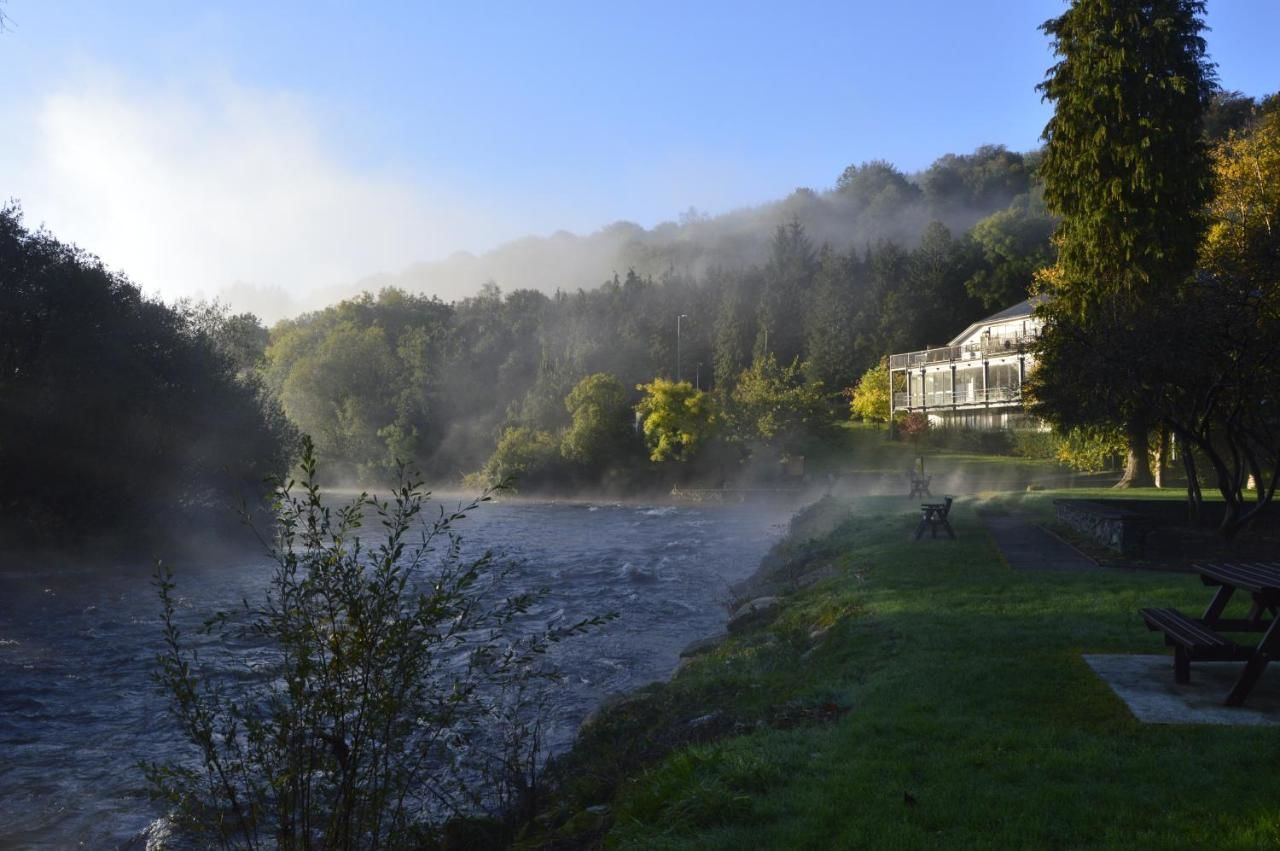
914,496,954,540
1140,607,1244,684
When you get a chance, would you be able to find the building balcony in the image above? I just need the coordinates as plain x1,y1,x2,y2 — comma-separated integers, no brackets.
892,385,1022,411
888,335,1036,370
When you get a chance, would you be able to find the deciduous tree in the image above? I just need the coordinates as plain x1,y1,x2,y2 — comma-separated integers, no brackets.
728,354,831,454
635,378,718,463
849,358,891,423
0,205,295,544
965,194,1056,309
560,373,633,467
1155,112,1280,536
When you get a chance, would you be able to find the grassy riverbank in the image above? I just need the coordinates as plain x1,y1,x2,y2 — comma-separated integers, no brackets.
527,490,1280,850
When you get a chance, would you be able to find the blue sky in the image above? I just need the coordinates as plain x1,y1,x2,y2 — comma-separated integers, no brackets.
0,1,1275,310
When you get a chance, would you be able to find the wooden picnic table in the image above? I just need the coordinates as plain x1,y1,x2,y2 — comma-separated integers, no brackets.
1141,561,1280,706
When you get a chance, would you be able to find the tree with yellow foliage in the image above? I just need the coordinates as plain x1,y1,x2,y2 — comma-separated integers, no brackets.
1201,112,1280,288
635,378,718,463
848,358,891,423
1155,111,1280,536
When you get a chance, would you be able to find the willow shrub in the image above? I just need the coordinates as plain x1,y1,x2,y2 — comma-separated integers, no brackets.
145,437,611,848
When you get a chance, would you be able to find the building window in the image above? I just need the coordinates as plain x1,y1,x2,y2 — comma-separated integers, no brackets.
988,363,1020,400
955,367,983,401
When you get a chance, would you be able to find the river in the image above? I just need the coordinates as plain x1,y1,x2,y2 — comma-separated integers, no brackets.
0,497,791,848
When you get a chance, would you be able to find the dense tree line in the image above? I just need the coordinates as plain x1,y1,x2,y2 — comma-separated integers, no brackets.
7,62,1274,522
267,73,1277,500
318,145,1054,316
261,144,1060,488
0,205,296,547
0,142,1059,518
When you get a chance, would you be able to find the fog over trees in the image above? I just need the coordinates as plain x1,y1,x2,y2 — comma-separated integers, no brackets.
5,92,1277,544
336,145,1051,312
262,144,1059,488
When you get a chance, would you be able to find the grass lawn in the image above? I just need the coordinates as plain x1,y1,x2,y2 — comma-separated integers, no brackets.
977,485,1193,522
831,422,1093,493
543,491,1280,850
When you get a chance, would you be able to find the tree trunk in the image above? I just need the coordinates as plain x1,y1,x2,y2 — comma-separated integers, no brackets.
1154,426,1169,488
1113,420,1155,488
1180,433,1202,524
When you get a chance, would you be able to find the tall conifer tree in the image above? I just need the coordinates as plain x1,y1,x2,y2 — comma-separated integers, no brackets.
1033,0,1215,486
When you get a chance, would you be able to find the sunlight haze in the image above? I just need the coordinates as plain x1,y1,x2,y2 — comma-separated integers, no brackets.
1,1,1276,319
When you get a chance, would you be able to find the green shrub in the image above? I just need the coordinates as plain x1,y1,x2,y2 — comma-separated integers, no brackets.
923,427,1014,455
1011,429,1059,459
146,437,611,847
481,425,565,489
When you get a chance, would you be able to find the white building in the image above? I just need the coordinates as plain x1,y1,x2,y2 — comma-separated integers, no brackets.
888,298,1043,430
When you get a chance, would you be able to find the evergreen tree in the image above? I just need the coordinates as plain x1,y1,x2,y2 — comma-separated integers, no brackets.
865,240,912,358
902,222,985,347
802,246,862,391
755,220,816,365
1034,0,1215,487
711,269,758,395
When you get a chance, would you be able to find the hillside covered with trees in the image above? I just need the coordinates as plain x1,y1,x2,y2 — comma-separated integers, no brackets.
263,143,1060,489
261,88,1270,495
2,82,1274,543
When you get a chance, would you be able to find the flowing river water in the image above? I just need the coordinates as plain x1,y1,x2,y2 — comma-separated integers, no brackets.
0,498,792,849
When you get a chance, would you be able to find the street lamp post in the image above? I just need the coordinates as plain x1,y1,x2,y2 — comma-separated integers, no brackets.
696,362,702,391
676,313,688,382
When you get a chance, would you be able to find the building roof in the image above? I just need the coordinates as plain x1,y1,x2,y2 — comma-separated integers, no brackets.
980,298,1036,323
946,297,1043,346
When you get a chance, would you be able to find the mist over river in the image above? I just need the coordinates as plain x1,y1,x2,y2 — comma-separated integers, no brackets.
0,498,791,849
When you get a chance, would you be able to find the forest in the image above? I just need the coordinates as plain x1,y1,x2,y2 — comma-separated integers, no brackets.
0,88,1273,546
262,143,1057,488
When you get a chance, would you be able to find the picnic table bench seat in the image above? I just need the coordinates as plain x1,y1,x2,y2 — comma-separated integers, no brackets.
1140,606,1246,684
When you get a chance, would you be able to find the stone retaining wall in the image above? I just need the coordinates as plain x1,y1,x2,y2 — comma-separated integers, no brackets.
1054,499,1152,556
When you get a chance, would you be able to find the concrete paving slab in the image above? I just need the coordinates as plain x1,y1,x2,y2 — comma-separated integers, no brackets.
979,510,1099,571
1084,653,1280,726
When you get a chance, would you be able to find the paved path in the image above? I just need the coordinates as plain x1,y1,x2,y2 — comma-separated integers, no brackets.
978,510,1099,571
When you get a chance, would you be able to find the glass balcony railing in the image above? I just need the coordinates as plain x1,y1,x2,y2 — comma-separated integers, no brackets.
892,385,1021,409
888,334,1037,370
